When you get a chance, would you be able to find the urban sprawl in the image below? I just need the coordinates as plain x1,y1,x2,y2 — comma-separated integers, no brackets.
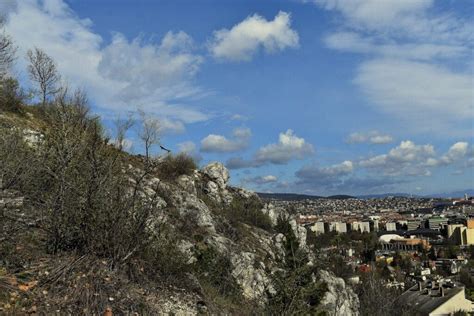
264,194,474,313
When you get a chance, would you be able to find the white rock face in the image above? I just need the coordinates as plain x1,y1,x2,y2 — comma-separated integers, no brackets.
177,174,197,195
22,128,43,146
205,180,221,203
231,252,272,301
289,219,307,249
318,270,360,316
261,203,289,227
172,190,216,234
177,240,197,264
201,162,229,189
274,233,287,260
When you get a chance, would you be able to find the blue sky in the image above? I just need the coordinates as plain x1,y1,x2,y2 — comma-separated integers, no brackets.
2,0,473,195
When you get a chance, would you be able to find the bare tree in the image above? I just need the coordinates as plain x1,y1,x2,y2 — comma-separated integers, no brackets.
0,17,16,78
27,47,61,105
138,110,160,165
114,114,134,151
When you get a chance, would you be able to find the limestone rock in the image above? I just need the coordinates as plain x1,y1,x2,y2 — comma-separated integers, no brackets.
289,219,307,249
261,203,289,227
201,162,229,189
177,240,197,264
231,251,272,301
177,174,197,195
317,270,360,316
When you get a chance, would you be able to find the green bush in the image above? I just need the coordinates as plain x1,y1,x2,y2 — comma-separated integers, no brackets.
226,195,272,231
156,152,197,181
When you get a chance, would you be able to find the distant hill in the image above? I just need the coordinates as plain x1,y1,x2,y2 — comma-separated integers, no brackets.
357,193,419,199
425,189,474,199
258,190,473,201
353,190,473,199
257,192,355,201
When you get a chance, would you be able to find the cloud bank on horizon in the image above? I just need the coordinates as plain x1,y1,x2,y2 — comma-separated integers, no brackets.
1,0,472,196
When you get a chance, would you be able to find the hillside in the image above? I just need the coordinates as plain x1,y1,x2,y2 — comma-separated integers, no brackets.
0,103,359,315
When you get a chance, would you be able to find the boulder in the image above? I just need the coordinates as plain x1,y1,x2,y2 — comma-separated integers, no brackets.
317,270,360,316
231,252,272,301
201,162,229,189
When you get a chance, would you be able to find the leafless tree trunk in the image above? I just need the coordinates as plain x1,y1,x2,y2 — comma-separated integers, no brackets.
138,109,160,166
0,17,16,78
114,114,134,151
27,47,61,105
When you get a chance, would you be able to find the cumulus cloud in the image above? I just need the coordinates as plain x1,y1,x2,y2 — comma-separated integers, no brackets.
254,129,314,164
226,129,314,169
4,0,208,124
427,141,471,167
359,140,435,176
209,11,299,62
346,130,393,144
296,160,354,185
200,127,251,153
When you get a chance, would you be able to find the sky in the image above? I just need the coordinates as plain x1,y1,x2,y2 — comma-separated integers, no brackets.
1,0,473,196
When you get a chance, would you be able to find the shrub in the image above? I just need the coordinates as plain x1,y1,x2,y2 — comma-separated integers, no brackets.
194,245,241,298
156,152,197,181
267,217,327,315
226,195,272,231
0,78,27,113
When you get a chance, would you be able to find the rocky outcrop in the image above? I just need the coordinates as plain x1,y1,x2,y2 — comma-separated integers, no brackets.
118,162,359,314
261,203,289,227
201,162,234,205
289,219,307,249
231,252,273,301
201,162,229,189
317,270,360,316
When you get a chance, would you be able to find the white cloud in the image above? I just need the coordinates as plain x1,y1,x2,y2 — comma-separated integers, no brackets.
325,32,468,61
428,141,470,166
201,127,251,153
312,0,472,44
346,130,393,144
359,140,435,176
226,129,314,169
209,11,299,62
157,118,186,135
254,129,314,164
309,0,474,136
316,0,426,30
4,0,208,124
296,160,353,181
355,59,473,123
